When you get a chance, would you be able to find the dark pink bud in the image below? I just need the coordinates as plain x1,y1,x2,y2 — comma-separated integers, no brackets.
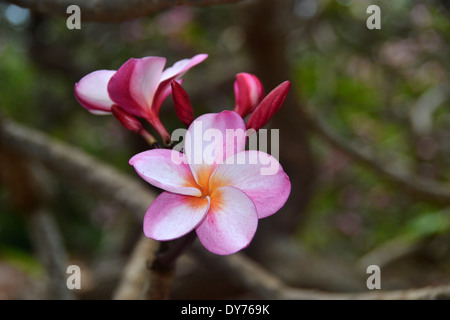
233,73,264,118
171,80,194,126
246,81,291,131
112,105,157,145
111,105,143,133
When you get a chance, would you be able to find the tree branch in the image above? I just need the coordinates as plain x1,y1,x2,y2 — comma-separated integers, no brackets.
27,208,75,300
0,118,156,220
113,235,158,300
190,243,450,300
5,0,245,22
299,105,450,205
0,144,73,299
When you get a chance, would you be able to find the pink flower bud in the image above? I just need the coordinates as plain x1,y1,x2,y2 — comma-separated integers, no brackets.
233,73,264,118
246,81,291,131
171,80,195,126
111,105,143,133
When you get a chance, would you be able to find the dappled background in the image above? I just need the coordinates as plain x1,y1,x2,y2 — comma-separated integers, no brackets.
1,0,450,299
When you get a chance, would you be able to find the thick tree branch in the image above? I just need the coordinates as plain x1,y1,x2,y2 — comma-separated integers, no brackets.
5,0,245,22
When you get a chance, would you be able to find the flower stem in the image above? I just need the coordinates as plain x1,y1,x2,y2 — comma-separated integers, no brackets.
151,231,197,271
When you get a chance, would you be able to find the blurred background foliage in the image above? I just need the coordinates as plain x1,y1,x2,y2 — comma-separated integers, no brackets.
1,0,450,298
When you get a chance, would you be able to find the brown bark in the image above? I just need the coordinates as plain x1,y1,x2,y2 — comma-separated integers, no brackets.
6,0,245,22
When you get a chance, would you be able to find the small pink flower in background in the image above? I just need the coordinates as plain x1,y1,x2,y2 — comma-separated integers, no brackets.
129,111,291,255
74,54,207,143
233,72,265,118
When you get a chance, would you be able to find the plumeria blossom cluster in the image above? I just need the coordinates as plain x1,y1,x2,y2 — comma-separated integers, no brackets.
75,54,291,255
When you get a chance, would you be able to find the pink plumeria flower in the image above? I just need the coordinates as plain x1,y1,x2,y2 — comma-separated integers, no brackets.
74,54,208,143
129,111,291,255
233,72,265,118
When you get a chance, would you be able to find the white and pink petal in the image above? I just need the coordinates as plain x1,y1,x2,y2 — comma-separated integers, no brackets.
129,149,201,197
184,111,247,186
74,70,116,115
151,54,207,116
160,54,208,82
107,57,166,119
196,186,258,255
144,192,210,241
210,150,291,219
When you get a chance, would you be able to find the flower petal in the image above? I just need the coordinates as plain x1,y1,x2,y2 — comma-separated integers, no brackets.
74,70,116,115
129,149,201,197
160,54,208,82
184,111,247,186
107,57,166,118
196,186,258,255
151,54,208,115
144,191,209,241
233,73,264,118
210,150,291,219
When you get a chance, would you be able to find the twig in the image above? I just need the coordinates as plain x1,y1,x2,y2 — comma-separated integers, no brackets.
0,143,73,299
299,105,450,205
0,117,157,220
27,208,75,300
190,243,450,300
5,0,245,22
